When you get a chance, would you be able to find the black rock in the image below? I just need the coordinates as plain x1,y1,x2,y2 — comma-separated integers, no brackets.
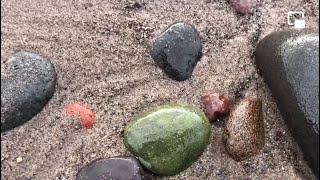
76,156,147,180
150,22,202,81
1,52,57,132
254,29,319,177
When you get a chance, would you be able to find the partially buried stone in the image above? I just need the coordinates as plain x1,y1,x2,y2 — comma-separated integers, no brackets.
227,0,257,14
124,104,211,176
150,22,202,81
1,52,57,132
254,29,319,177
201,93,230,122
224,99,265,161
76,156,146,180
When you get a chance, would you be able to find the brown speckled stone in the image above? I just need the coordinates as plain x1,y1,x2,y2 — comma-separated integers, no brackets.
224,99,265,161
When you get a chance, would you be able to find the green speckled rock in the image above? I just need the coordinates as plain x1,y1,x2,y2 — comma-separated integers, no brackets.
124,104,211,176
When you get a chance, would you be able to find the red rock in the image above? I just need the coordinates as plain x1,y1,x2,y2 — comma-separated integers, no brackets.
201,93,230,122
227,0,256,14
65,103,95,129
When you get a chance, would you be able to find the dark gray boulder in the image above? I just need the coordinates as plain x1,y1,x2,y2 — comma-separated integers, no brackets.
150,22,202,81
254,29,319,177
1,51,57,132
76,156,147,180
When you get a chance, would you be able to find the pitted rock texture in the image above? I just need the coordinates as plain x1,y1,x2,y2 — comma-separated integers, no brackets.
1,51,57,132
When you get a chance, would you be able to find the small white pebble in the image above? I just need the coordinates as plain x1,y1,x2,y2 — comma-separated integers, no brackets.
16,157,22,163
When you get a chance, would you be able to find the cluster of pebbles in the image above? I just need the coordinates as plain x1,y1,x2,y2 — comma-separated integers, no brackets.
1,1,319,179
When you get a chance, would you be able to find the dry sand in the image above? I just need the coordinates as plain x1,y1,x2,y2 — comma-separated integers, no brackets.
1,0,319,179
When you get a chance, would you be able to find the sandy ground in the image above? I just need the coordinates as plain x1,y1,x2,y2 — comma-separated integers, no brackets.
1,0,319,179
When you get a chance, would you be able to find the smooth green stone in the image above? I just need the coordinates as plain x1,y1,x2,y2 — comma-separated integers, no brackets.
124,104,211,176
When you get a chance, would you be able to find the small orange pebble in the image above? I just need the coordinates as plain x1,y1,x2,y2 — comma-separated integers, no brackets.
65,103,95,129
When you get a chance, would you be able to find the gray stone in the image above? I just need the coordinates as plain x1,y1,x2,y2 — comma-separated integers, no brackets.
150,22,202,81
1,51,57,132
254,29,319,177
75,156,147,180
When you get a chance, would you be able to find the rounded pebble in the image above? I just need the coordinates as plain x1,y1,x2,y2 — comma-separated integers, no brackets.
150,22,202,81
1,51,57,132
124,104,211,176
201,93,230,122
76,156,146,180
227,0,257,14
224,99,265,161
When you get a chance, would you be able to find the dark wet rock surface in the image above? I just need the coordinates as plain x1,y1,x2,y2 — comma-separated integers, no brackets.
1,51,57,132
150,22,202,81
76,156,146,180
224,99,265,161
254,29,319,177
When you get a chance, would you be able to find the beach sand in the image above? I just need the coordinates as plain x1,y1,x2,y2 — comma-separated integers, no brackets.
1,0,319,179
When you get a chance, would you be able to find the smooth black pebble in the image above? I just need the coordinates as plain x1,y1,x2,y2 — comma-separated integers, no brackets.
76,156,147,180
150,22,202,81
255,29,319,178
1,51,57,132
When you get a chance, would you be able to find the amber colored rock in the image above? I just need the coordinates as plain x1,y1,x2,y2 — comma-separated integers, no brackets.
201,93,230,122
224,99,265,161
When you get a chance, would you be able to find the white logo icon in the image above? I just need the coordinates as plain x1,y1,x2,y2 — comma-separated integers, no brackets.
287,12,305,29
